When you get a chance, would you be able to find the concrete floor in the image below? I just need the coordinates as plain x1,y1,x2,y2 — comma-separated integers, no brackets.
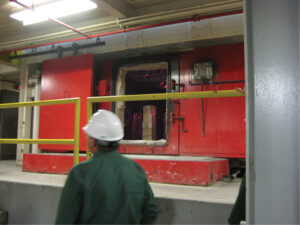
0,160,241,224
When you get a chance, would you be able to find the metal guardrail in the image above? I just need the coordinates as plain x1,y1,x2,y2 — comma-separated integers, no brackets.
0,98,81,165
0,90,245,166
86,89,245,158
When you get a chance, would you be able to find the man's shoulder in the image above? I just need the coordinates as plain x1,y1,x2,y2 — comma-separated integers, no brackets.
69,158,93,174
119,155,146,172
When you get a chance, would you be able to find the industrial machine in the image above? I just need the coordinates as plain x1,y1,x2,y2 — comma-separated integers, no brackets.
24,43,245,185
39,43,245,157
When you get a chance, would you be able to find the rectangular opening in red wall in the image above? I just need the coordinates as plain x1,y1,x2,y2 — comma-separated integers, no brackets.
38,54,94,152
114,61,179,155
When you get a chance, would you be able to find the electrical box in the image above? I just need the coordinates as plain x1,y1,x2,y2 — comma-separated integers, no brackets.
191,61,216,84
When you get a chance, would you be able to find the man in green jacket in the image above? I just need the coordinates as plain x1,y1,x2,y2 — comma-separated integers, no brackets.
55,110,158,224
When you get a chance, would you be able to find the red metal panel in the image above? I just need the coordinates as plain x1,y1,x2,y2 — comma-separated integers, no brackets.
138,159,228,186
97,80,111,111
23,153,86,174
23,153,229,186
179,43,246,158
96,60,113,112
98,80,107,95
39,54,94,151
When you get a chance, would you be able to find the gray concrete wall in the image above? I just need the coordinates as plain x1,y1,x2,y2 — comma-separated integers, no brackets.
0,181,233,224
0,182,61,224
156,198,232,224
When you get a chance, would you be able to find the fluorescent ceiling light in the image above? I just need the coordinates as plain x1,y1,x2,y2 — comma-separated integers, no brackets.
10,0,50,8
10,0,97,25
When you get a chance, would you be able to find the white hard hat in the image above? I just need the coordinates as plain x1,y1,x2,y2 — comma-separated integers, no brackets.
83,110,124,142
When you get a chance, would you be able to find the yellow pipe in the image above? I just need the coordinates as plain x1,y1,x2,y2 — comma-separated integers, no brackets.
87,90,245,103
73,98,81,165
86,101,93,159
0,139,74,144
0,98,79,109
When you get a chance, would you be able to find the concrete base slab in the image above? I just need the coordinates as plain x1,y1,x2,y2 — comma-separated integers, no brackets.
23,153,229,186
0,160,240,224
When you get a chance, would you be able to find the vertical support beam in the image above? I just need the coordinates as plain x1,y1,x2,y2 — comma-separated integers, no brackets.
16,60,31,165
32,80,41,154
73,98,81,165
244,0,299,224
86,100,92,159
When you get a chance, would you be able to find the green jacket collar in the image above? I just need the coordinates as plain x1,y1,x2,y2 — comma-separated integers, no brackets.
93,147,119,157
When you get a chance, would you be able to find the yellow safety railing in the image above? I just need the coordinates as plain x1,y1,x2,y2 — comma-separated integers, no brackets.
86,89,245,158
0,98,81,165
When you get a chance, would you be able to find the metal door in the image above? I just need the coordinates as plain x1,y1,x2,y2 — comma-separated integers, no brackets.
39,54,94,151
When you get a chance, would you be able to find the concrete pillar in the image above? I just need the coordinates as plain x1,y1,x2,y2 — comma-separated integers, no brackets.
244,0,300,224
16,60,32,165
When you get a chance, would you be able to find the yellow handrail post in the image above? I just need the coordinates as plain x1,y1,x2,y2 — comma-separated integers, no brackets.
73,98,81,165
0,97,82,167
86,100,93,159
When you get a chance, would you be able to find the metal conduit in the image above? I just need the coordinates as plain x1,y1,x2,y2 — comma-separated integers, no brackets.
0,1,242,53
118,0,242,23
118,2,242,26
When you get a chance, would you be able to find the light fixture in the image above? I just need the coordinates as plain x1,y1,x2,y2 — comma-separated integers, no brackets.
10,0,50,8
10,0,97,25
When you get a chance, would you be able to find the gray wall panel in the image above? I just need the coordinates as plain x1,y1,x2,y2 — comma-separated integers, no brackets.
244,0,300,223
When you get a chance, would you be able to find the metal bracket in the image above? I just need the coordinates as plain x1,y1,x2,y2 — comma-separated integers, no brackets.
172,115,187,133
173,82,185,92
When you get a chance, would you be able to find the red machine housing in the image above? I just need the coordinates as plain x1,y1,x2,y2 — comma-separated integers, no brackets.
26,43,245,184
38,43,245,158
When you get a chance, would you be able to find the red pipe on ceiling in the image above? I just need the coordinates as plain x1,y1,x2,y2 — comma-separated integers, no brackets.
10,0,90,38
1,9,243,54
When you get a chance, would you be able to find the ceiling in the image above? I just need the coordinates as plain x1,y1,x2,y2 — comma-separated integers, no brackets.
0,0,243,84
0,0,243,52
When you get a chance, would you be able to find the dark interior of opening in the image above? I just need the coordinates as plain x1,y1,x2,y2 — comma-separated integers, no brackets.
0,90,18,160
124,68,167,140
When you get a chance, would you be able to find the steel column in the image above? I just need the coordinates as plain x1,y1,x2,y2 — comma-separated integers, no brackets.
244,0,300,223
